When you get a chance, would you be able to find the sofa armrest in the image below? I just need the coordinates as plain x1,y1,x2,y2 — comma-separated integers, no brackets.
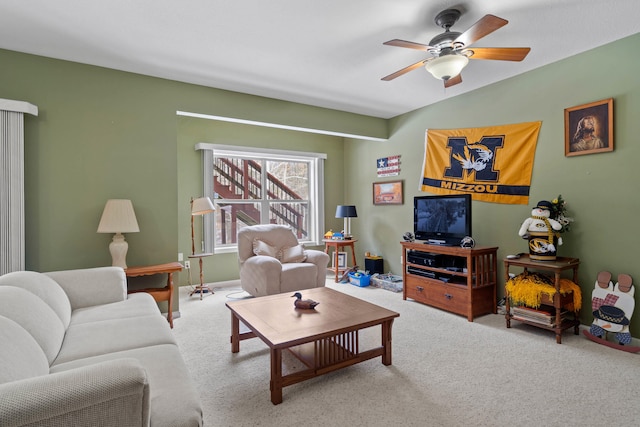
45,267,127,310
0,358,149,427
240,255,283,296
304,249,330,268
304,249,330,287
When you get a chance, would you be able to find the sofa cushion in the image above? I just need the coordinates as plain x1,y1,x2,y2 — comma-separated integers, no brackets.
0,287,65,365
0,270,72,328
53,315,177,366
51,344,203,427
280,262,318,292
71,293,160,325
0,315,49,383
281,244,307,263
252,239,281,259
238,224,300,263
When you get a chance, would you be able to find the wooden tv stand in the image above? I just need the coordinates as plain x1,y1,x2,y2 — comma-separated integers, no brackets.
401,242,498,321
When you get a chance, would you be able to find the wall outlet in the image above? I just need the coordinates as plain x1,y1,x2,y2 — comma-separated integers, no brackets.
184,260,191,269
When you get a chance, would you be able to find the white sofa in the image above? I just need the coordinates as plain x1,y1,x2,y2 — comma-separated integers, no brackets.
0,267,203,427
237,224,330,297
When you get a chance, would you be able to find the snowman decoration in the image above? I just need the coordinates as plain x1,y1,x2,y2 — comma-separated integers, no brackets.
518,200,562,260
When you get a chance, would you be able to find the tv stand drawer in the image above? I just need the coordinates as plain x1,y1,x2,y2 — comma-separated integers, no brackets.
405,278,469,314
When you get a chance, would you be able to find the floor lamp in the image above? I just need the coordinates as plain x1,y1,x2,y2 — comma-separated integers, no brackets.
189,196,215,299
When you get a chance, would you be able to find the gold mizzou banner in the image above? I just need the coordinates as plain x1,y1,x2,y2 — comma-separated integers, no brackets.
421,121,541,205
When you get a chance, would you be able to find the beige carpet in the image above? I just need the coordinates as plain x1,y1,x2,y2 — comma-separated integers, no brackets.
173,278,640,427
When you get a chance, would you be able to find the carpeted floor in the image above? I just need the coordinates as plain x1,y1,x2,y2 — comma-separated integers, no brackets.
172,278,640,427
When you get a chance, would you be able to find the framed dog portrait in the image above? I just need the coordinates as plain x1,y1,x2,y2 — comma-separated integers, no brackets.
564,98,613,157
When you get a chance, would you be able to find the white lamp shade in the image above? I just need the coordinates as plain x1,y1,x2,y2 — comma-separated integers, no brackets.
425,54,469,80
97,199,140,233
191,197,215,216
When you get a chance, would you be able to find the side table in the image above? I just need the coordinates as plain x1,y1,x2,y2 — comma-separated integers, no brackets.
504,255,581,344
125,262,183,328
323,239,358,282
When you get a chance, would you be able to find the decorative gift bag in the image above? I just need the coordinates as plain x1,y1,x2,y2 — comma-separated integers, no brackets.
527,231,558,261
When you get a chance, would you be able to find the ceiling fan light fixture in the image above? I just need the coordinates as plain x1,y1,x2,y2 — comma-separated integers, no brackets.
425,54,469,81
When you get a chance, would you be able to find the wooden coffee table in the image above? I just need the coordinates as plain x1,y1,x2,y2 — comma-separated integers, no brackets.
226,287,399,404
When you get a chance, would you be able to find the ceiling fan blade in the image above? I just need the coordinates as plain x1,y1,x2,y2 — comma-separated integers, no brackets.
454,14,508,47
383,39,432,51
444,74,462,88
381,59,430,81
466,47,531,61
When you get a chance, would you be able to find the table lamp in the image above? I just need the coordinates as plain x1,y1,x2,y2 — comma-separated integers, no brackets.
335,205,357,239
97,199,140,269
190,196,215,299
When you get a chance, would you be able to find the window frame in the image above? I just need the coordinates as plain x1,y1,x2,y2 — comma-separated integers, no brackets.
195,143,326,254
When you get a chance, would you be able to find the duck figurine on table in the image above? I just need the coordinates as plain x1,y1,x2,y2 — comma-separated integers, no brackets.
292,292,319,310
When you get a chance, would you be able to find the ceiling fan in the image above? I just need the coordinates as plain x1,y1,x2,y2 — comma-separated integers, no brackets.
382,9,531,87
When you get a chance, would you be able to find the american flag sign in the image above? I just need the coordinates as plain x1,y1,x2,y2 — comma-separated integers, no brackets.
377,155,401,177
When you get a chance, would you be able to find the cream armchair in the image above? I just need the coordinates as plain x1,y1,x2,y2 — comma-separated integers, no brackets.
237,224,330,297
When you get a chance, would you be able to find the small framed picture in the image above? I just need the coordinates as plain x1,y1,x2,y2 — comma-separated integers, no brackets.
373,180,403,205
332,252,347,269
564,98,613,156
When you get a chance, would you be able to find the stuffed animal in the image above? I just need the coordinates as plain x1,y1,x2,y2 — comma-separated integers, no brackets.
518,200,562,253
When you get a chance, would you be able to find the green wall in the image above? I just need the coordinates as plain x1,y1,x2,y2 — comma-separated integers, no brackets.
0,48,382,311
345,33,640,333
2,31,640,335
176,116,347,282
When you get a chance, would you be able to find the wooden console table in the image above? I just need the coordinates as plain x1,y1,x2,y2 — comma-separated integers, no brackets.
125,262,183,328
323,239,358,282
401,241,498,321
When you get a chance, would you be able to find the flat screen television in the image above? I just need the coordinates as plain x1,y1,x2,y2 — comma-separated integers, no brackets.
413,194,472,246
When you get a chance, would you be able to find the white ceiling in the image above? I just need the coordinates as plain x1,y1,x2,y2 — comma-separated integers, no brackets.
1,0,639,119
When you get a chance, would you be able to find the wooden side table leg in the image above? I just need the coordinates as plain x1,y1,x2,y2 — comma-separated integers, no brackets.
572,265,580,335
349,242,357,269
198,257,204,300
504,261,511,328
554,272,562,344
505,291,512,328
167,272,174,328
270,348,283,404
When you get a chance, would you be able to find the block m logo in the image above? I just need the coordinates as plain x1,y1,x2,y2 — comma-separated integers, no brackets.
444,136,504,182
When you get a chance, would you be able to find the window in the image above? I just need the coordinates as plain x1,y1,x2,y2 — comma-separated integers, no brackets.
195,144,326,253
